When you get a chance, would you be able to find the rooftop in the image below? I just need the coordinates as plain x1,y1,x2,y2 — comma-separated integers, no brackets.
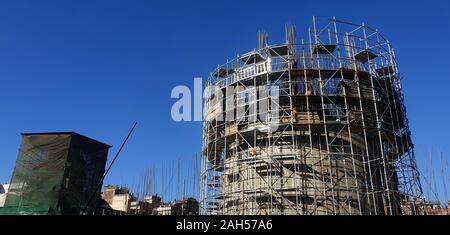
21,132,112,148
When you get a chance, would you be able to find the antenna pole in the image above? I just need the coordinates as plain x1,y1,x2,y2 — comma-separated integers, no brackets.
82,122,138,214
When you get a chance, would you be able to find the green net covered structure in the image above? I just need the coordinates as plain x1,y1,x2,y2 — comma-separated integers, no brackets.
0,132,110,215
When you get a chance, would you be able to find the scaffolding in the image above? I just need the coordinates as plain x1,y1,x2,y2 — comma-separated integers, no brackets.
200,17,423,215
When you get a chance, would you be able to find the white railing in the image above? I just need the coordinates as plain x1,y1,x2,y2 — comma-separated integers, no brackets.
215,55,382,88
219,60,271,88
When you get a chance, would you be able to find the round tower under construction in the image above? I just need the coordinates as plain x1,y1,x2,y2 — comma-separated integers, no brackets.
200,17,423,215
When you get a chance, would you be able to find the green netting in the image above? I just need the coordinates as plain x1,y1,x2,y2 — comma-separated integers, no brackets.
0,133,109,215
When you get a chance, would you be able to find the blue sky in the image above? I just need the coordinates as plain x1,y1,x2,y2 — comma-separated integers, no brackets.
0,0,449,204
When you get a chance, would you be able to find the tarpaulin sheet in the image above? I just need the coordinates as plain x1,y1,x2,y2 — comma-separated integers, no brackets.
0,133,109,215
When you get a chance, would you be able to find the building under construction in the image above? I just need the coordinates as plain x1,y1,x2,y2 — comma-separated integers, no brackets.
0,132,111,215
200,17,423,215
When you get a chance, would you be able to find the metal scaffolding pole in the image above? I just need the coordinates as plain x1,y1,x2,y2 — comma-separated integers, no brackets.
200,17,423,215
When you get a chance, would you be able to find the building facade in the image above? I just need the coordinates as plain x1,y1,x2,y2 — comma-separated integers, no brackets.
1,132,110,215
0,184,9,207
201,17,423,215
102,185,134,213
